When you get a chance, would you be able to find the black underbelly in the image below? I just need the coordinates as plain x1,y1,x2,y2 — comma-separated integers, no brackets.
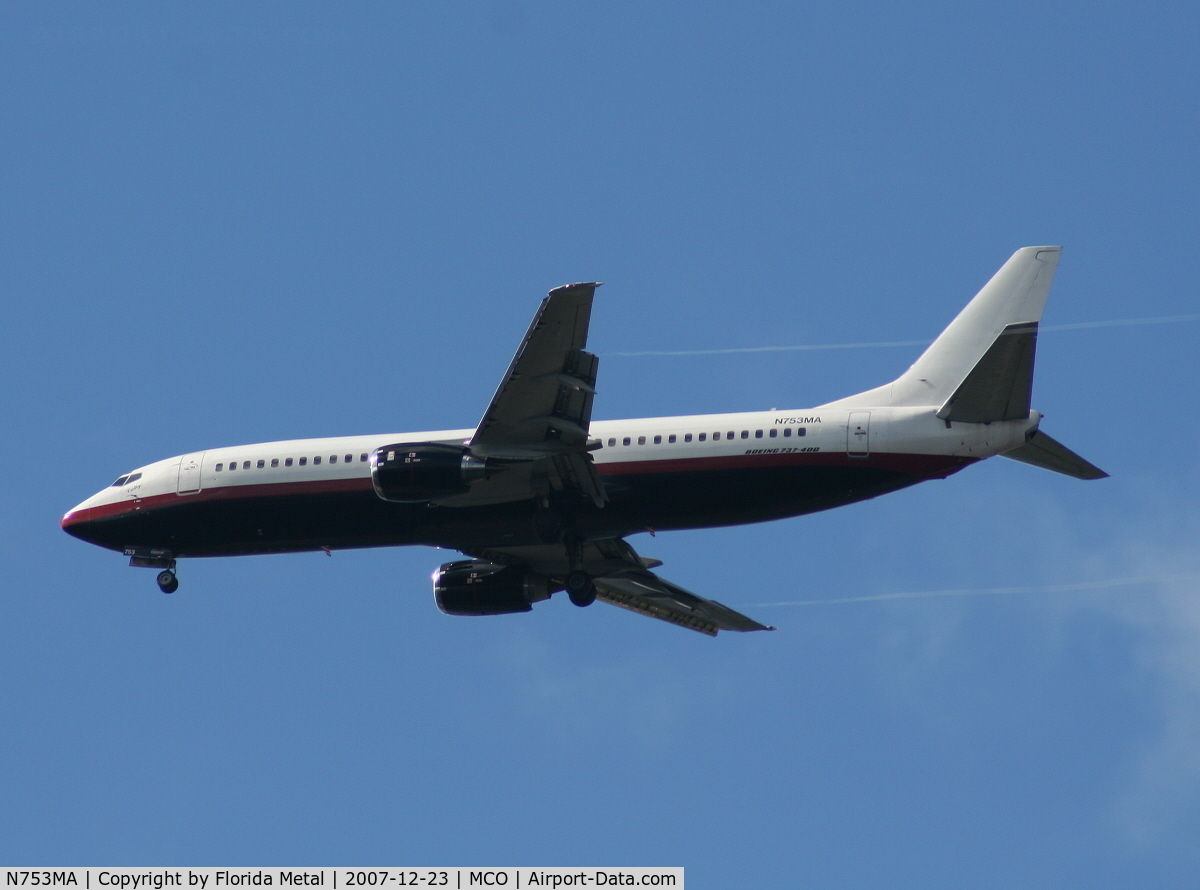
73,456,968,558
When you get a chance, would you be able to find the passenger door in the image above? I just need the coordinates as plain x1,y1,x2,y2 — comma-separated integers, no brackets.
847,411,871,457
177,452,205,494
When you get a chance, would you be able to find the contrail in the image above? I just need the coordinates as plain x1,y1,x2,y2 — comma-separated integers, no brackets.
605,313,1200,357
607,339,932,357
750,573,1200,608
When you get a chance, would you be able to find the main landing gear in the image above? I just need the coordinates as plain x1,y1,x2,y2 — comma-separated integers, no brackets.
156,570,179,594
563,534,596,607
565,570,597,607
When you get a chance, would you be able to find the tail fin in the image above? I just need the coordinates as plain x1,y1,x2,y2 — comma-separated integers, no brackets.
822,245,1108,480
891,245,1061,413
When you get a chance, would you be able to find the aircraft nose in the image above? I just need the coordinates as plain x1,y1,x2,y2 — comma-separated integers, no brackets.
61,498,103,543
62,506,91,540
62,492,134,553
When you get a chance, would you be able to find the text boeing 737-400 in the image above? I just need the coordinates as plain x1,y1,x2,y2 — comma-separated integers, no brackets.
63,247,1106,636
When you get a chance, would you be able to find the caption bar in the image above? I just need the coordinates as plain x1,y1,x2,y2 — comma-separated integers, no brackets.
3,870,682,890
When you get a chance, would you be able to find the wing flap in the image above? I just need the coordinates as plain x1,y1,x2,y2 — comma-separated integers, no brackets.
549,452,608,508
595,570,775,636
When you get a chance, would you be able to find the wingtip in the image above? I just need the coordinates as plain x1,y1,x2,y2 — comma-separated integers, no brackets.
549,281,602,295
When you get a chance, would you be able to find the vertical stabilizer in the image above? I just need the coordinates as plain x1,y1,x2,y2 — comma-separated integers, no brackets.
825,246,1061,411
892,246,1060,408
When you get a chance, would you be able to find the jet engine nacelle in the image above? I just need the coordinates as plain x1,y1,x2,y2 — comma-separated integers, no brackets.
433,560,552,616
370,442,488,502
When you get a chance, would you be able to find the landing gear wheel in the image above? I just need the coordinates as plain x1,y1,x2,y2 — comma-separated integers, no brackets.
565,570,596,607
156,570,179,594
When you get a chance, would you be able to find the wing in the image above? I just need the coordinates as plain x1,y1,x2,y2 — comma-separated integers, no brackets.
462,282,606,507
594,571,774,636
471,537,774,637
471,282,600,456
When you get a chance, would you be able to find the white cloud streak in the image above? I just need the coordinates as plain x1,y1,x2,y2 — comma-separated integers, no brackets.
605,313,1200,357
751,574,1200,608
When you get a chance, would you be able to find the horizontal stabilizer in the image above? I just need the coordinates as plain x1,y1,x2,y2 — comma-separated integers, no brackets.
1001,430,1108,480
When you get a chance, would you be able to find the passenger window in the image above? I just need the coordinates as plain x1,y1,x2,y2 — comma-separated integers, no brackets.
257,460,265,468
727,431,735,439
299,457,307,466
713,432,720,441
228,463,236,472
699,433,706,441
797,428,806,436
330,455,337,464
669,434,677,443
684,434,692,442
314,456,321,465
653,435,662,444
345,454,352,463
769,429,777,437
243,461,251,470
608,438,616,447
215,464,223,472
360,454,368,462
638,436,646,445
623,437,631,446
783,428,791,437
285,458,293,467
271,458,279,467
741,431,749,439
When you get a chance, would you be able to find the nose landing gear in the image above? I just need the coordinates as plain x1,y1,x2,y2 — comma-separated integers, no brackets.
127,549,178,594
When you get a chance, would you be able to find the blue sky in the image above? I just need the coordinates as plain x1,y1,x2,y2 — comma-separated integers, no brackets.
4,2,1200,884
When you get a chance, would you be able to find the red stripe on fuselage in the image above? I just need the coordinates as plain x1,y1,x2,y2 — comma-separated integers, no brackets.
62,450,973,528
62,476,376,527
597,450,973,477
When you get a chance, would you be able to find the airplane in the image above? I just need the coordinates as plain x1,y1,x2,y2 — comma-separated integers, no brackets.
62,246,1106,636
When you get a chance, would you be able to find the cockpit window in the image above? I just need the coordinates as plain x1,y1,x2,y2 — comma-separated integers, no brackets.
111,475,130,487
126,473,142,484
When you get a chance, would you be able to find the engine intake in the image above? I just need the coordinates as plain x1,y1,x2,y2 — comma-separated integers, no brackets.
370,442,488,502
433,560,551,616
